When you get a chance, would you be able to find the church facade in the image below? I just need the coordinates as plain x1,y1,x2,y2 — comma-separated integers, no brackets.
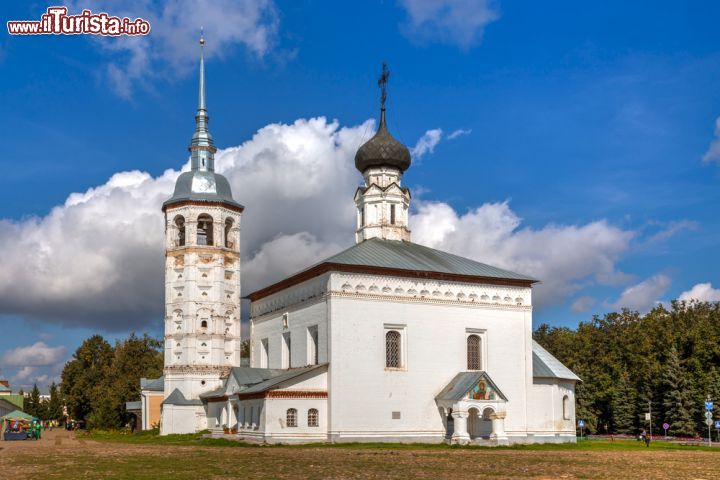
148,38,580,445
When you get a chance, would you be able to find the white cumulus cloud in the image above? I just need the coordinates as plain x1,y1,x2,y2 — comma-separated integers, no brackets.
410,201,635,307
1,342,67,367
0,117,365,330
447,128,472,140
68,0,279,98
571,295,596,313
0,116,641,331
678,282,720,302
703,117,720,163
399,0,500,48
610,274,671,312
411,128,443,159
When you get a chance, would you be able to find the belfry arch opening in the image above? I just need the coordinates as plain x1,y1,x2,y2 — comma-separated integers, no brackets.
174,215,186,246
197,214,214,246
224,218,234,248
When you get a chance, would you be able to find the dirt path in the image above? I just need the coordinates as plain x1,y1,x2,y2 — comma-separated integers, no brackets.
2,433,719,479
0,428,87,453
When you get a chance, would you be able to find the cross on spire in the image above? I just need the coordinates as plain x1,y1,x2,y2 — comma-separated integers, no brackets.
378,63,390,112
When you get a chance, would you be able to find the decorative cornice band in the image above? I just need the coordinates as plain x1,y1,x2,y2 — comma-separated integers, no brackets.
248,262,534,301
327,290,532,311
236,390,328,401
164,365,233,376
163,200,244,213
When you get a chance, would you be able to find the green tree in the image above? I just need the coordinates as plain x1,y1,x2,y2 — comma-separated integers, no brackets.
241,339,250,360
60,333,163,429
26,384,41,418
61,335,114,423
107,333,163,428
611,370,636,433
661,346,696,436
46,382,64,421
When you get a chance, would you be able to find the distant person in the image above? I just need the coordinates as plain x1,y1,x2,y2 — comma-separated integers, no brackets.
641,429,650,447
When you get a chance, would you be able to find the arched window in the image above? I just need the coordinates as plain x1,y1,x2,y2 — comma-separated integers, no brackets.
308,408,319,427
197,214,214,246
201,320,208,329
286,408,297,427
390,204,396,225
563,395,570,420
224,218,234,248
467,335,481,370
174,216,185,246
386,330,401,368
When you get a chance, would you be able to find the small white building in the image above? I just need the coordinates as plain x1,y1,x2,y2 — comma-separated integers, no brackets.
149,41,580,444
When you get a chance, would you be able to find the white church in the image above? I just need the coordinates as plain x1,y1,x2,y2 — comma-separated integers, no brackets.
142,36,581,445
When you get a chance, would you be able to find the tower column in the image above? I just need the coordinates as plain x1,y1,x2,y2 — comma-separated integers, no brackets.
160,32,244,436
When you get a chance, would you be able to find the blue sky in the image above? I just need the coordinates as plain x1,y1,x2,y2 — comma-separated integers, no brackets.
1,0,720,390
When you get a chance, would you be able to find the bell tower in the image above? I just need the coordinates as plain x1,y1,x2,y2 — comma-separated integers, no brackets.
160,33,243,434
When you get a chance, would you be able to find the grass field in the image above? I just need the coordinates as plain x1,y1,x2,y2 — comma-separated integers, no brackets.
2,429,718,479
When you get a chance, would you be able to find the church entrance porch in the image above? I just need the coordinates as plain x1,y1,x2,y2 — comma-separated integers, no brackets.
467,407,493,440
444,406,507,446
435,371,509,446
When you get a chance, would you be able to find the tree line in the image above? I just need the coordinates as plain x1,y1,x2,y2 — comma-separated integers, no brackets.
534,300,720,436
57,334,250,429
21,383,64,421
60,333,163,429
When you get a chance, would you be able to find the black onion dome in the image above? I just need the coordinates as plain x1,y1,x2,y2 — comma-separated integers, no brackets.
354,112,411,173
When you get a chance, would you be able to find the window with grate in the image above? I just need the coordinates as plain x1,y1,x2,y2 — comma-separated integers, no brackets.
563,395,570,420
286,408,297,427
307,408,319,427
467,334,481,370
386,330,401,368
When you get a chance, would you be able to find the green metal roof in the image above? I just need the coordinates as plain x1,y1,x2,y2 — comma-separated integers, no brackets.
322,238,536,281
140,376,164,392
162,388,202,406
1,409,37,421
229,367,285,387
239,364,327,395
532,340,581,382
1,394,24,410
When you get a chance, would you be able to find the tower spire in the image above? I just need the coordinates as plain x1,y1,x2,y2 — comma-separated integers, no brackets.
189,28,216,172
198,27,206,111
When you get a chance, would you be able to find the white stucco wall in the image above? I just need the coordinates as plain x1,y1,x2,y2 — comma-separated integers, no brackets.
251,275,330,369
161,405,205,435
326,272,534,442
527,379,576,441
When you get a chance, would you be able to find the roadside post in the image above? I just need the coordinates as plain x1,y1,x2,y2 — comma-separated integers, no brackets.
715,420,720,443
662,422,669,439
705,399,713,447
578,419,585,440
